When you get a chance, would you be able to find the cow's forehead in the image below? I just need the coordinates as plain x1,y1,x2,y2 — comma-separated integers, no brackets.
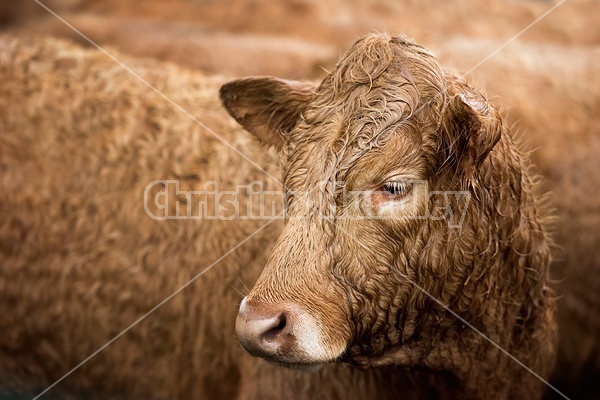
285,89,427,189
300,37,444,146
283,36,445,192
284,110,424,197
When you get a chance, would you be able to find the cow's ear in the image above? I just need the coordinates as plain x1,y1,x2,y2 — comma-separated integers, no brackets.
220,77,316,150
440,86,502,175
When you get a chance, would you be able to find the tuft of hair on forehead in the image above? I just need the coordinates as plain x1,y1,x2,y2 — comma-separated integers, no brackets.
308,33,447,134
329,34,395,93
324,33,445,98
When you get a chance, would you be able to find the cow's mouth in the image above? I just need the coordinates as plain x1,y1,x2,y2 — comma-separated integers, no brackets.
256,348,332,371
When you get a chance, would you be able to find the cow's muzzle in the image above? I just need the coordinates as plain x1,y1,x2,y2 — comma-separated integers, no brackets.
235,298,299,361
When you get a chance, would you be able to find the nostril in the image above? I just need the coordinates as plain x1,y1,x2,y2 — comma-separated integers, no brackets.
262,313,287,343
236,306,296,358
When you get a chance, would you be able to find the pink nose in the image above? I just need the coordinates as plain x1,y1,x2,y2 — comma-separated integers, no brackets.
235,298,295,361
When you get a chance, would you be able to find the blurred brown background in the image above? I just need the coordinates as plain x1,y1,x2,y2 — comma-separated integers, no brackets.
1,0,598,77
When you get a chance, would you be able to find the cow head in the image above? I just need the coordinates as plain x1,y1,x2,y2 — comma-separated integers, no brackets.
220,33,553,383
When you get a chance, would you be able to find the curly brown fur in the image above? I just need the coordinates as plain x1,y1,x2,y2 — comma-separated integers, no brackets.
223,33,557,399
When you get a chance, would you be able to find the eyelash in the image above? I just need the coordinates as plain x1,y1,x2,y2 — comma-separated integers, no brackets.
382,181,409,197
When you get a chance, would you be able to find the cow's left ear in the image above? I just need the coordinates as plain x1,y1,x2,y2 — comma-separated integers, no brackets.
440,87,502,174
220,77,317,150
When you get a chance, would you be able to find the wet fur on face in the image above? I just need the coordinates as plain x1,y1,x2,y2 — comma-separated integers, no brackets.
222,33,557,399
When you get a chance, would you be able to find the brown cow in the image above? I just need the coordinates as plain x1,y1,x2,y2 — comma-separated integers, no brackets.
222,33,557,399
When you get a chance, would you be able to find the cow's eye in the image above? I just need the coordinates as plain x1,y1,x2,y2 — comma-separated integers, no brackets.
382,181,410,197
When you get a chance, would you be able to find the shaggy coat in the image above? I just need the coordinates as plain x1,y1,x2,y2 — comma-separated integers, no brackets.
222,34,557,399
